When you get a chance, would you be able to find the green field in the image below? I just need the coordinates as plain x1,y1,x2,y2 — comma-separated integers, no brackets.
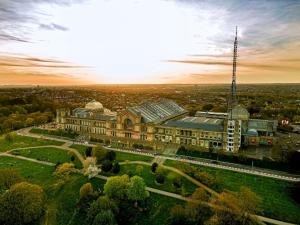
164,159,300,224
70,144,154,162
0,155,184,225
102,163,197,196
30,128,78,139
0,133,64,152
11,147,82,168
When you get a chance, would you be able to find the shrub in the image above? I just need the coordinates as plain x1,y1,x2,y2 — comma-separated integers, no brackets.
70,155,75,162
156,174,165,184
178,145,186,152
102,160,113,172
151,162,158,173
85,147,92,157
173,176,182,188
112,161,120,174
106,151,116,161
291,181,300,204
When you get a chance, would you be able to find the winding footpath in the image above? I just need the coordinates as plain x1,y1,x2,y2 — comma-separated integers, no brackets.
0,127,297,225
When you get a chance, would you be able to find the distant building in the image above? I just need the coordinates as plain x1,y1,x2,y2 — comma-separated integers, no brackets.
56,99,277,152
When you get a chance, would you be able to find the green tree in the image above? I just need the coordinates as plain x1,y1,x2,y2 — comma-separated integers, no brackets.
25,117,34,127
151,162,158,173
106,151,116,161
92,145,108,163
92,210,117,225
102,160,113,172
85,196,118,225
135,165,144,176
0,182,44,225
104,175,130,200
80,183,94,199
53,162,76,177
170,205,189,225
185,188,211,225
127,176,149,202
78,183,98,212
0,168,23,191
112,161,120,174
209,187,261,225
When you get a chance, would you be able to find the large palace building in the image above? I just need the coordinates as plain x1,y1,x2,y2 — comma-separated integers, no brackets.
56,30,278,152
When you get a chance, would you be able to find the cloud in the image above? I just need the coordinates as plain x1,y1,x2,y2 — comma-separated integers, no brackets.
0,0,83,43
39,23,69,31
0,55,88,69
168,59,300,72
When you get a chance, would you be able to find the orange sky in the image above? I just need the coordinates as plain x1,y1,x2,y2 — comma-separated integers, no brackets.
0,0,300,85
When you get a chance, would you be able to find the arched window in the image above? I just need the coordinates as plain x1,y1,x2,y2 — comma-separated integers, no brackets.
124,118,133,129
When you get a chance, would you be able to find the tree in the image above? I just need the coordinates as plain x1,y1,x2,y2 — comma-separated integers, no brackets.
151,162,158,173
102,160,113,172
291,181,300,204
156,174,165,184
78,183,98,212
135,165,144,176
209,187,261,225
25,117,34,127
185,188,212,225
127,176,149,202
0,168,23,191
106,151,116,161
170,205,189,225
112,161,120,174
53,162,76,177
83,157,101,179
92,145,108,163
70,155,75,162
0,182,44,225
80,183,95,199
288,151,300,172
86,196,118,225
104,175,130,200
86,147,93,157
92,210,117,225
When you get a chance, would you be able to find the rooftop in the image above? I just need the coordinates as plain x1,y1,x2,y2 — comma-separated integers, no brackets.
163,116,224,132
128,99,187,123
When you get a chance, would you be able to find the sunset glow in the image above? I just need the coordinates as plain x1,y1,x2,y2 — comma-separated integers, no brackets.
1,0,300,85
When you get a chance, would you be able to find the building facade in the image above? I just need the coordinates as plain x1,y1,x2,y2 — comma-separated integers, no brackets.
56,99,277,152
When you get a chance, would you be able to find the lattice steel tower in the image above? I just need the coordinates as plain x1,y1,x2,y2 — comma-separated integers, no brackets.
228,26,238,113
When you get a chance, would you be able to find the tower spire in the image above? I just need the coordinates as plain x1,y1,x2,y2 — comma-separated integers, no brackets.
228,26,238,114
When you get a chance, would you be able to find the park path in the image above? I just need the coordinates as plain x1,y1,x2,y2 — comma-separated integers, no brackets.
0,150,296,225
5,144,85,165
0,152,55,166
120,160,218,196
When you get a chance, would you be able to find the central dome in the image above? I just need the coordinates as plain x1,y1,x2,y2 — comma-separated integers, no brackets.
85,100,103,110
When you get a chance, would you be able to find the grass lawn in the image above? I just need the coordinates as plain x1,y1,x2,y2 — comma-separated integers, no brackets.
71,144,154,162
11,147,82,168
0,133,64,152
70,144,89,156
164,159,300,224
0,155,185,225
30,128,78,139
102,163,197,196
0,155,57,187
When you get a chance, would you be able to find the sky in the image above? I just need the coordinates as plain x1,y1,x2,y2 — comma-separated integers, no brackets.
0,0,300,85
